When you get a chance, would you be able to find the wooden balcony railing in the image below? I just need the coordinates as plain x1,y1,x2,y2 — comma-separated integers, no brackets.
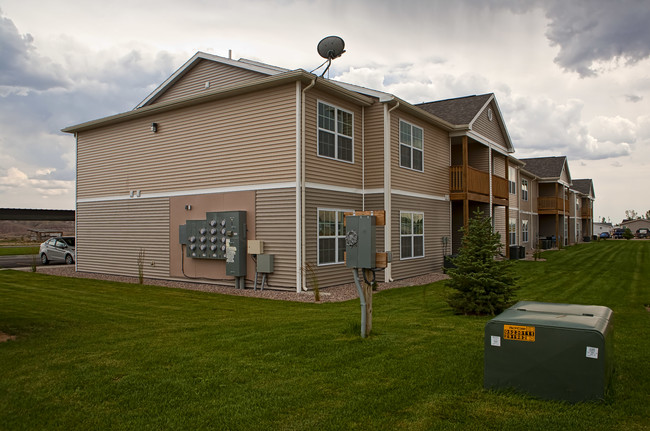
538,197,570,212
581,207,592,218
449,166,508,200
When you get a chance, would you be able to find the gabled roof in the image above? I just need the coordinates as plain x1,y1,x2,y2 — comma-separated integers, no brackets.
572,179,595,198
520,156,571,184
416,94,493,125
136,52,287,108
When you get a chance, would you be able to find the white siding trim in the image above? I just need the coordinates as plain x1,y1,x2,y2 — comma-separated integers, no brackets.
77,182,297,203
392,189,448,202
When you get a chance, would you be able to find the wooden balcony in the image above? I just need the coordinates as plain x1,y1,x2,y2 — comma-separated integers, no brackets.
449,166,509,205
581,207,592,218
538,197,570,214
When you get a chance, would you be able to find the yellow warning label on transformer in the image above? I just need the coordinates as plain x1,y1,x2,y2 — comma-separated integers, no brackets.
503,325,536,342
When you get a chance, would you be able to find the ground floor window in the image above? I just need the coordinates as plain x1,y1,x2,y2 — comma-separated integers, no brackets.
318,209,350,265
400,211,424,259
509,218,517,245
522,219,529,243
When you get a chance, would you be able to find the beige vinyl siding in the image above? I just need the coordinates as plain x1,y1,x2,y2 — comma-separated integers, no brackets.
255,188,296,289
473,102,508,151
304,89,364,188
363,101,385,189
560,167,570,185
77,84,297,200
391,110,449,196
363,193,385,252
153,60,267,105
390,195,450,280
305,188,363,288
468,141,490,171
76,198,170,277
492,154,507,178
493,206,507,249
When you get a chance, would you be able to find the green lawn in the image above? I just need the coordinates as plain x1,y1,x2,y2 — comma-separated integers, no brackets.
1,241,648,430
0,246,39,256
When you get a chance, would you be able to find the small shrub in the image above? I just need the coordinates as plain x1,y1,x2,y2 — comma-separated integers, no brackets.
623,228,634,240
446,209,518,315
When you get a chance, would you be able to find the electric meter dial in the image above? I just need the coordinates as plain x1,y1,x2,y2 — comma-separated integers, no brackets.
221,228,226,235
189,236,196,243
200,244,207,251
189,244,196,251
221,245,226,252
210,236,217,243
220,220,226,227
210,220,217,227
199,228,207,235
200,236,206,243
210,228,217,235
210,245,217,251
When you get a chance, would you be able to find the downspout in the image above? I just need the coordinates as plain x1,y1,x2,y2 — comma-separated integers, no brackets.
74,132,78,273
384,101,399,282
299,77,317,293
362,106,365,211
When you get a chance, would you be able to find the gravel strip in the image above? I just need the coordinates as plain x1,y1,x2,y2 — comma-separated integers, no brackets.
24,265,449,303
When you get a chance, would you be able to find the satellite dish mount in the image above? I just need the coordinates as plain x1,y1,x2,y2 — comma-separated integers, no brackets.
314,36,346,77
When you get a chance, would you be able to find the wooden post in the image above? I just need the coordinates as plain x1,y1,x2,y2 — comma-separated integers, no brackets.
505,157,510,258
462,136,469,230
363,279,373,337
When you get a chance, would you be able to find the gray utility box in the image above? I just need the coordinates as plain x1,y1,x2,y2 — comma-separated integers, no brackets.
345,215,376,269
256,254,274,273
484,301,613,402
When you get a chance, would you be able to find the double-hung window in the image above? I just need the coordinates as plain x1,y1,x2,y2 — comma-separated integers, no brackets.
318,102,353,162
318,209,350,265
399,120,423,171
508,166,517,195
509,218,517,245
522,219,529,243
400,211,424,259
521,179,528,201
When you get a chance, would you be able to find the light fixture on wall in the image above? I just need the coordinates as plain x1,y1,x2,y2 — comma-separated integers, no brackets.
151,122,158,133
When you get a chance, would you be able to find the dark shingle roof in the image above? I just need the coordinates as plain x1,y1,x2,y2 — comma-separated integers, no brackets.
520,156,567,179
572,179,593,196
416,94,493,125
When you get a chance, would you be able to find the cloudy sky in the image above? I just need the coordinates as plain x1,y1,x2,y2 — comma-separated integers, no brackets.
1,0,649,222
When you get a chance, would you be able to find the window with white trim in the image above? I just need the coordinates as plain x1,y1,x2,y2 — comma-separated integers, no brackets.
399,120,423,171
318,102,353,162
522,219,529,243
400,211,424,259
521,179,528,201
508,166,517,195
318,209,350,265
509,218,517,245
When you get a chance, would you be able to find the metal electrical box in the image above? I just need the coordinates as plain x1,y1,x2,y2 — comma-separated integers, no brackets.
256,254,274,273
345,215,376,269
484,301,614,402
179,210,247,277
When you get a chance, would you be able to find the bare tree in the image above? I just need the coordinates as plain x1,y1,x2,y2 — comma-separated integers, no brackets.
625,209,638,220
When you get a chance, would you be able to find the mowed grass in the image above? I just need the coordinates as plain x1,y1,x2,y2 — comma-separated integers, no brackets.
0,240,649,430
0,246,39,256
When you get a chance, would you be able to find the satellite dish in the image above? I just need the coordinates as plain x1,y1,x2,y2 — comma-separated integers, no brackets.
317,36,346,60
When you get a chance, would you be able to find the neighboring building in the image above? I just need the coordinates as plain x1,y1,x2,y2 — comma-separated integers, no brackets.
63,51,596,291
620,219,650,234
593,222,612,237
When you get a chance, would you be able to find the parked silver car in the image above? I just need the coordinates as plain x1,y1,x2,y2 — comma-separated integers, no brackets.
39,237,75,265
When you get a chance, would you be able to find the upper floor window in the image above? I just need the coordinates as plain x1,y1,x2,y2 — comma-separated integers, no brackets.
399,120,423,172
508,166,517,195
400,211,424,259
318,102,353,163
521,179,529,201
317,209,350,265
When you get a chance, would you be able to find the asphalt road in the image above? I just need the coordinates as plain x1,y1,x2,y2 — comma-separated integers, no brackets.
0,255,46,269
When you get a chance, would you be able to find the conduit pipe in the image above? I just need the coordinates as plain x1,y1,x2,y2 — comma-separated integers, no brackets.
352,269,367,338
299,77,317,292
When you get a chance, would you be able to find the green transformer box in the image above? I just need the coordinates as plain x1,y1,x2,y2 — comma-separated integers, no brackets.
484,301,613,402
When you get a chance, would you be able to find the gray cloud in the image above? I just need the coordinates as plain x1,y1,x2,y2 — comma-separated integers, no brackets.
625,94,643,103
0,9,69,92
542,0,650,77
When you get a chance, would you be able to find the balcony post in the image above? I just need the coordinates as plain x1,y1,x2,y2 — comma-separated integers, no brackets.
462,136,469,229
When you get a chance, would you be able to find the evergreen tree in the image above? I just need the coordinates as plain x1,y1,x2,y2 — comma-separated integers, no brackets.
447,209,518,315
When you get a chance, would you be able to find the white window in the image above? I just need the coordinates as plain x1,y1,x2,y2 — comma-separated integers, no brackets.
522,219,529,243
399,120,423,172
509,218,517,245
521,179,528,201
318,209,351,265
508,166,517,195
318,102,353,162
400,211,424,259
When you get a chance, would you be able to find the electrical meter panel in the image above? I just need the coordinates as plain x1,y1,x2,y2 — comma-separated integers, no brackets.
179,210,247,276
345,215,376,269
